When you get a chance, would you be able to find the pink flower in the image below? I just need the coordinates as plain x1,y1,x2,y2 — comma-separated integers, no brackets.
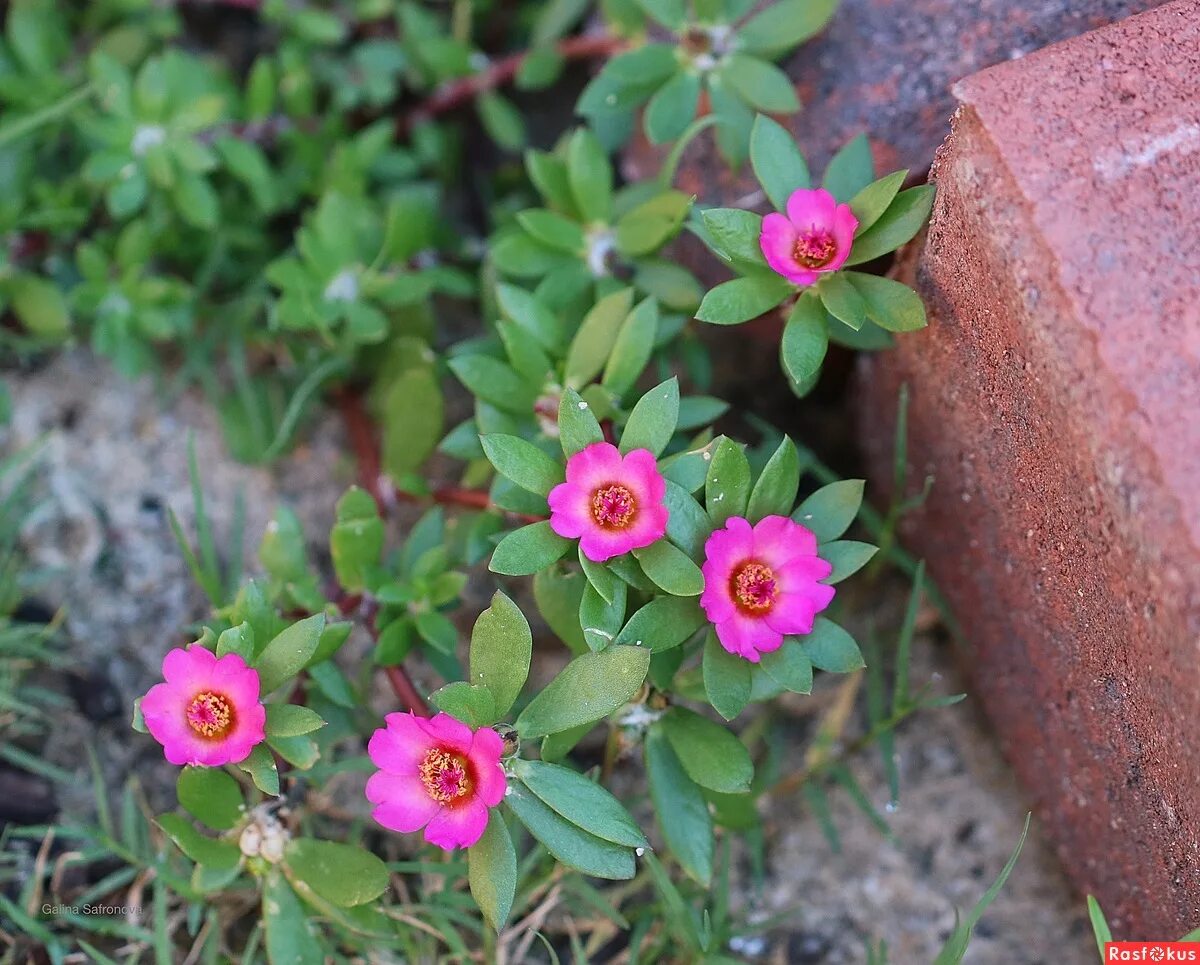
759,188,858,286
700,515,836,662
366,712,506,850
547,442,669,563
141,645,266,767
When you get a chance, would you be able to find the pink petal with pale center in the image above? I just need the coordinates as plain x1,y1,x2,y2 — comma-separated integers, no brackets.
785,187,838,232
140,645,266,767
751,514,818,563
424,797,490,849
549,442,669,563
468,728,508,807
416,712,474,756
368,713,436,774
714,612,783,663
699,517,756,624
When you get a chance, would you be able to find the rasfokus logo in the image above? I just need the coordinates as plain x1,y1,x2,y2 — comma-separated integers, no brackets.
1106,943,1199,962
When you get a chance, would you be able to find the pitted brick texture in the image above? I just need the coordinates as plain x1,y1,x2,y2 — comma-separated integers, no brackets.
858,0,1200,936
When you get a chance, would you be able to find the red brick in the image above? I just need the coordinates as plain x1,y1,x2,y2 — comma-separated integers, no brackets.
857,0,1200,936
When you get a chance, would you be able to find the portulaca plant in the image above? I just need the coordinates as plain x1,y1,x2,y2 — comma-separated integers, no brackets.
0,0,1026,961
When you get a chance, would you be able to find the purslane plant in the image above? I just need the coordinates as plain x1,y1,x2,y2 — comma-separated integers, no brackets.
0,0,1015,960
696,115,935,394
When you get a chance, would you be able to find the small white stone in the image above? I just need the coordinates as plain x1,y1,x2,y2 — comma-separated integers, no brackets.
635,847,645,857
324,268,359,303
130,124,166,157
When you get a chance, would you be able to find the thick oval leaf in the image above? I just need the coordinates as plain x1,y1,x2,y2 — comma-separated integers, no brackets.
644,725,712,885
330,488,383,593
660,707,753,793
430,681,497,728
703,632,753,720
845,184,936,266
792,479,864,542
781,293,829,387
695,275,792,325
849,170,907,235
737,0,838,59
820,540,878,583
633,540,704,596
705,436,751,527
615,594,705,651
516,759,649,848
747,435,801,521
285,839,389,908
800,618,865,673
818,272,867,331
255,613,326,694
619,377,679,457
481,434,564,496
177,766,244,830
663,480,713,560
721,55,800,114
157,814,240,870
700,208,765,267
515,645,650,737
263,871,323,965
603,297,659,397
821,133,875,203
469,811,517,930
580,579,627,651
489,521,572,576
749,113,810,212
264,704,326,738
845,272,928,333
469,590,533,717
565,288,635,388
237,744,279,796
557,387,605,457
566,128,613,224
534,564,589,653
506,783,635,879
644,70,701,145
759,639,814,693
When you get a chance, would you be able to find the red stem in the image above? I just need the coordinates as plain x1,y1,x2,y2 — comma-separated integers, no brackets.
336,591,431,716
400,33,628,134
334,388,546,523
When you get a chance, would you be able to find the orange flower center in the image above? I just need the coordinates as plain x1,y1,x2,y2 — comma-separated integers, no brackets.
793,230,837,269
591,484,636,529
731,561,778,613
186,691,234,739
420,748,472,803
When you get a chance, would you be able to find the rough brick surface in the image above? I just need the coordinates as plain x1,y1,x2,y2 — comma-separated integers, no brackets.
858,0,1200,937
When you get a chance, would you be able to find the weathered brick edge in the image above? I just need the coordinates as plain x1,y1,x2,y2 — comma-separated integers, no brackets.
857,2,1200,937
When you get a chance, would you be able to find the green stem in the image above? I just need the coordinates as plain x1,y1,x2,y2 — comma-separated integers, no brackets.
0,82,96,148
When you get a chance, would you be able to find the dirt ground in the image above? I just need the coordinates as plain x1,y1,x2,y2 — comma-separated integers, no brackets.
3,350,1091,962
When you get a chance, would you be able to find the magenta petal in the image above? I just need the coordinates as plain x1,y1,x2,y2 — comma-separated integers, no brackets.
752,515,817,563
564,441,623,488
473,760,507,808
369,714,434,774
367,771,439,823
786,188,837,232
831,204,859,261
162,647,198,683
418,712,474,755
760,212,800,280
424,798,489,850
548,481,589,539
715,613,782,663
